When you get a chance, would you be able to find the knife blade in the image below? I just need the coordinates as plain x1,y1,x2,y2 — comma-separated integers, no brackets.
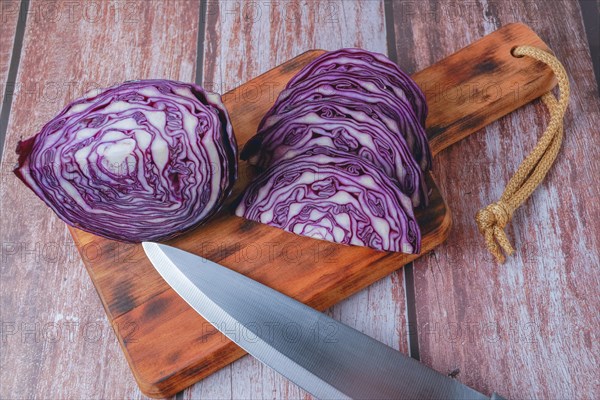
143,242,505,400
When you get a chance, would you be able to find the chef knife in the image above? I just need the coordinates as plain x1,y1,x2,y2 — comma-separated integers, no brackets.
143,242,506,400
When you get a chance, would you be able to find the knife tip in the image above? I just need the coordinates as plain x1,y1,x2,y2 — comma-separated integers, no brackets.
142,241,158,255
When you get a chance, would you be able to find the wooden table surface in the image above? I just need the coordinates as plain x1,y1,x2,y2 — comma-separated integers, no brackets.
1,1,599,399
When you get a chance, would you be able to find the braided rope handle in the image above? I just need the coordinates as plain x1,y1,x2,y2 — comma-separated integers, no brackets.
475,45,570,263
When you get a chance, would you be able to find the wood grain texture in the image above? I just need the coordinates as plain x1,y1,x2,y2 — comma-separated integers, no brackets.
0,0,20,113
65,23,555,398
0,1,201,399
391,1,600,398
413,23,556,156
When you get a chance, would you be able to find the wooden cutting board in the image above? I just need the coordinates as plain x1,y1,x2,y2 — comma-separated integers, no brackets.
69,23,555,398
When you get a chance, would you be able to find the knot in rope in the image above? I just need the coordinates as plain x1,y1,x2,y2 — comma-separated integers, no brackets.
475,202,515,263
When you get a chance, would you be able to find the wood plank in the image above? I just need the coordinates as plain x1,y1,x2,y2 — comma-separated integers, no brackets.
391,1,600,398
0,1,201,399
0,0,20,114
191,2,398,398
578,0,600,93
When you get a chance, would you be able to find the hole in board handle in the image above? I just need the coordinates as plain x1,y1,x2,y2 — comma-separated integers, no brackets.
510,46,525,58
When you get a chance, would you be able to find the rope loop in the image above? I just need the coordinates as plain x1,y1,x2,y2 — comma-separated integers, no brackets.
476,45,570,263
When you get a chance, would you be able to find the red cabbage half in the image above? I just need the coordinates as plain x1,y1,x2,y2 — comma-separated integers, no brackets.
14,79,237,242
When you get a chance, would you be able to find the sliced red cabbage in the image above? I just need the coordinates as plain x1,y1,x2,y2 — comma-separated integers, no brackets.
235,150,420,254
247,74,431,173
241,100,427,207
14,79,237,242
248,70,430,169
238,48,430,254
285,48,427,125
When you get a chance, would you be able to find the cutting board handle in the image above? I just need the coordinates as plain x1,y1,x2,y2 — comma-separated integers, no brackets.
411,23,557,157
